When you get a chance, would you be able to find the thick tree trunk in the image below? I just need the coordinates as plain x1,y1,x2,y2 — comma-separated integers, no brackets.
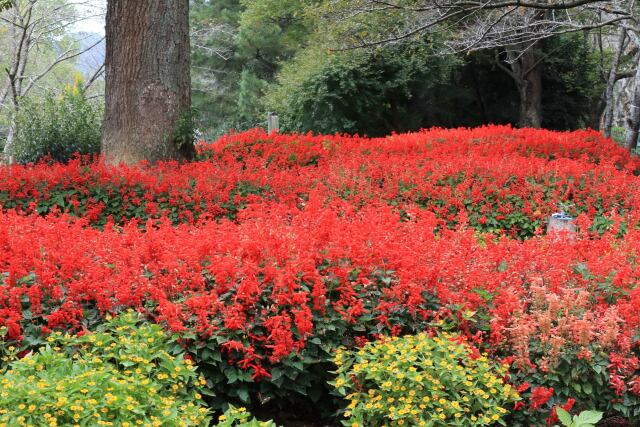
625,60,640,152
588,95,606,131
507,47,543,128
603,28,627,137
515,70,543,128
102,0,194,165
500,44,543,128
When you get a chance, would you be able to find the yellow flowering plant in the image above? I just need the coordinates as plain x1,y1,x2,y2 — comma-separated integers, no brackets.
331,332,521,427
0,326,19,365
214,405,278,426
0,311,210,427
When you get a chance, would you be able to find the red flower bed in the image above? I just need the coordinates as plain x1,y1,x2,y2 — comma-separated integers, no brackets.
1,126,639,237
1,125,640,421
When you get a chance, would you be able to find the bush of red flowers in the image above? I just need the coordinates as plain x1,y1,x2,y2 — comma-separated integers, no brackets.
1,126,639,424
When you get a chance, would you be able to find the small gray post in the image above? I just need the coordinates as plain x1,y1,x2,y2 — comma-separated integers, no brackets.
547,212,576,234
267,112,279,135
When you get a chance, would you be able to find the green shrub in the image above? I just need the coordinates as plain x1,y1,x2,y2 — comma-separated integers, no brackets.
0,311,210,427
266,44,456,136
331,331,521,426
10,75,102,164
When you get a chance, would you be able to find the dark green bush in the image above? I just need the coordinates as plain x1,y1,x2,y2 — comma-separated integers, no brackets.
11,76,102,164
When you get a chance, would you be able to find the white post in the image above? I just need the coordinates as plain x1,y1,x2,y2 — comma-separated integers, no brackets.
267,112,279,135
3,125,15,165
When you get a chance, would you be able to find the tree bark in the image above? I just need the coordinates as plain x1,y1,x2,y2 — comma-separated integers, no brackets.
588,95,606,131
102,0,194,165
502,45,543,128
625,56,640,151
603,28,627,137
3,124,14,162
2,1,33,162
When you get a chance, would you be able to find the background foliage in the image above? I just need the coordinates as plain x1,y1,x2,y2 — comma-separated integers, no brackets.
189,1,609,138
9,77,102,164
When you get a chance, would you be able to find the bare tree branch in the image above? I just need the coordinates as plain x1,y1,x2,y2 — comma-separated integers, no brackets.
84,63,105,91
322,0,634,53
21,36,105,97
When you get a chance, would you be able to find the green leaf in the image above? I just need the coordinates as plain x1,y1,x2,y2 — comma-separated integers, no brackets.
270,367,284,382
575,411,603,425
237,387,250,403
226,369,238,384
308,384,323,402
555,407,572,426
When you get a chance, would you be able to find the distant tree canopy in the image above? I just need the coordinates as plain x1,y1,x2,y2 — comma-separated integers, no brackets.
265,33,603,136
190,0,314,135
189,0,608,138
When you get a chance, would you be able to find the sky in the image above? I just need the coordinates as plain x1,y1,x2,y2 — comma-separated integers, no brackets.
73,0,106,35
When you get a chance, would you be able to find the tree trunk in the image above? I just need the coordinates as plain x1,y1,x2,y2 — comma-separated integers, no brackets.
507,46,543,128
588,95,606,131
469,60,488,125
3,124,15,163
102,0,194,165
603,28,627,137
499,44,543,128
625,59,640,151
